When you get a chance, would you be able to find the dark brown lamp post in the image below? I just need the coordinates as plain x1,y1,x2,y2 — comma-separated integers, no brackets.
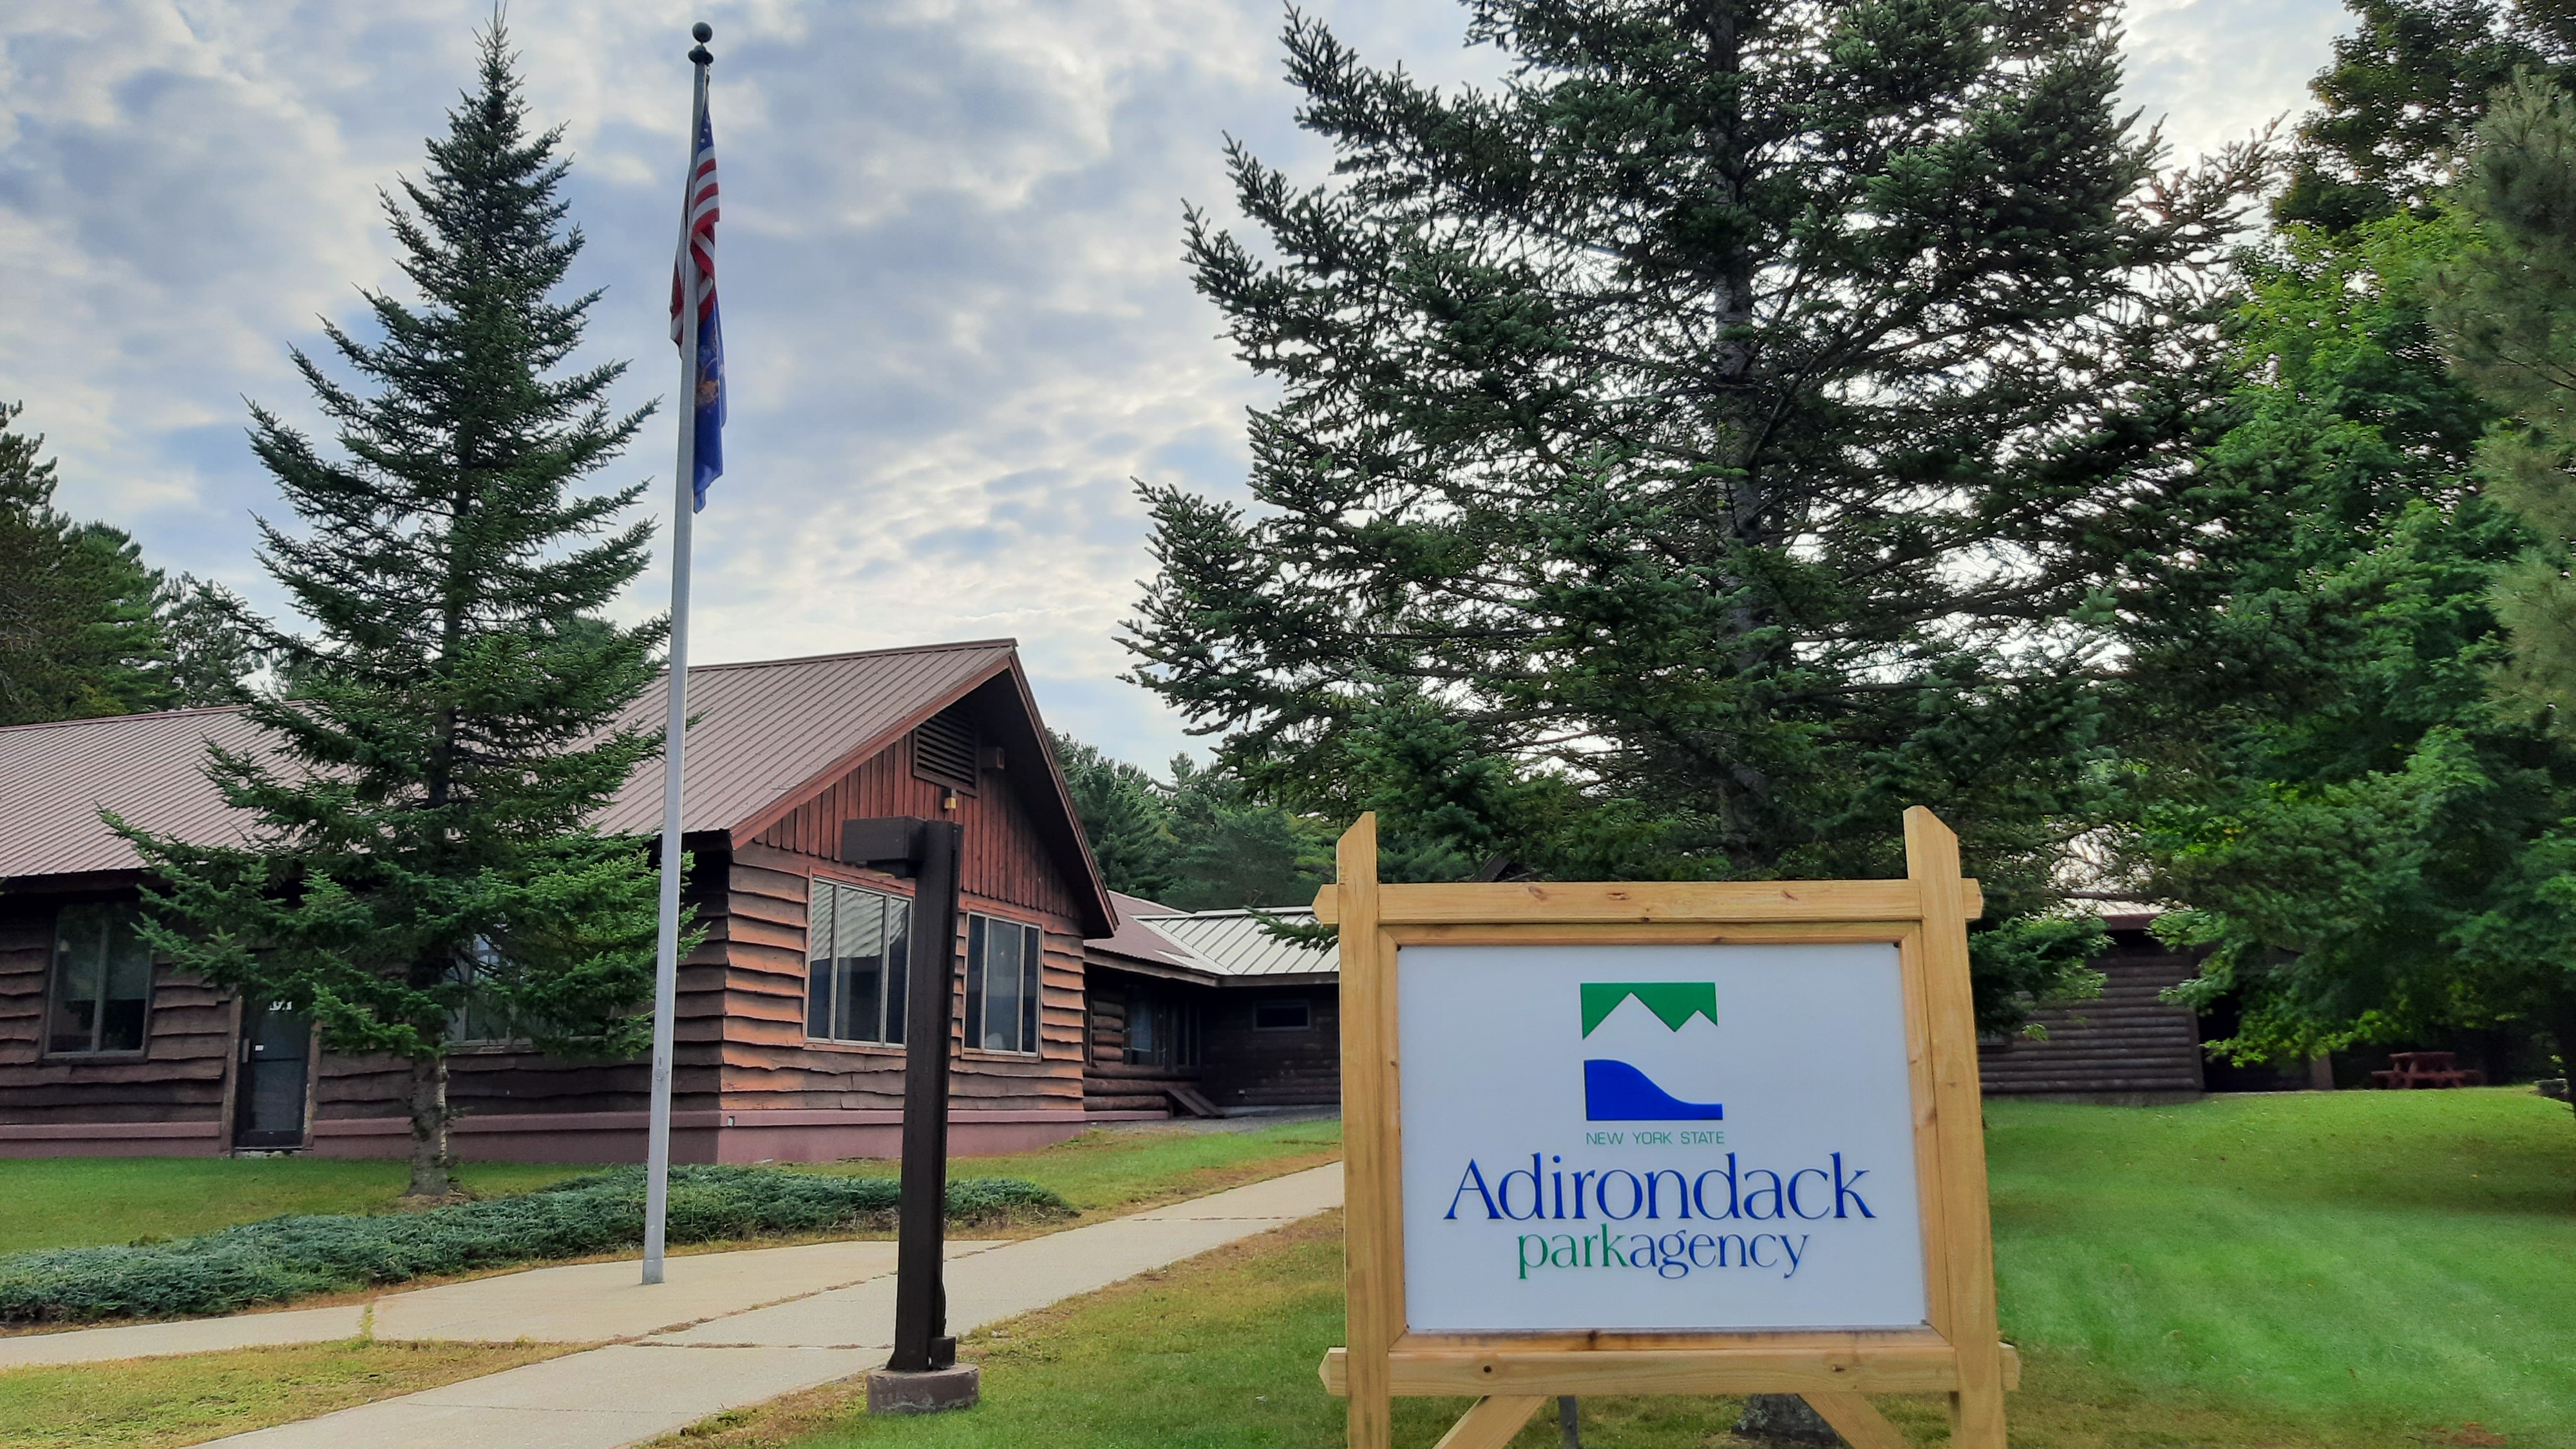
841,816,981,1414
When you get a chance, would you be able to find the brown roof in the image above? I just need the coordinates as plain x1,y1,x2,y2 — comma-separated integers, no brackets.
0,641,1113,934
0,705,277,878
1086,891,1223,978
594,641,1016,836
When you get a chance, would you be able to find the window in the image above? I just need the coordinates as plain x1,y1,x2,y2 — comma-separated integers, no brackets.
1252,998,1312,1032
965,914,1042,1054
1125,987,1202,1068
808,882,911,1045
48,901,152,1055
448,939,522,1045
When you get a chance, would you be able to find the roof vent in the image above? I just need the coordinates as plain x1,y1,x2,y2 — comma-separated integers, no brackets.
913,704,980,793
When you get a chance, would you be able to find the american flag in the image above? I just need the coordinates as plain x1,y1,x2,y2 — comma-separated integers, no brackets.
670,99,724,511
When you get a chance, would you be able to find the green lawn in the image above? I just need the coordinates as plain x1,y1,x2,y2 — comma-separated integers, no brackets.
1991,1087,2576,1446
0,1338,579,1448
655,1089,2573,1449
0,1119,1342,1257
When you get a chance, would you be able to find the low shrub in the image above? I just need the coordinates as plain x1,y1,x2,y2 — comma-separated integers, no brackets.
0,1165,1068,1325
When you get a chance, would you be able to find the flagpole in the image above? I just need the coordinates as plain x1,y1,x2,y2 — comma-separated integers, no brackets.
644,22,714,1289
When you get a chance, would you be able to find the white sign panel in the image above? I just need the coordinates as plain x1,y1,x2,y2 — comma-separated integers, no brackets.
1397,943,1927,1333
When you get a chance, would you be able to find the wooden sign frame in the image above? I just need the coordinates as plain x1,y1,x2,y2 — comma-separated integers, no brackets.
1314,806,2014,1449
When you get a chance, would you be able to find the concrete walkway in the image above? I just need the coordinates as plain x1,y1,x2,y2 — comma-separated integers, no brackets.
3,1163,1342,1448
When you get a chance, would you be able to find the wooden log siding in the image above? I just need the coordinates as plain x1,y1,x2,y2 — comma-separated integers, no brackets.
0,898,51,1066
0,891,234,1126
1087,990,1126,1066
730,822,1086,1118
1200,985,1341,1110
1977,933,2206,1098
298,765,1097,1128
317,843,738,1122
752,732,1084,925
1077,978,1191,1114
0,652,1113,1157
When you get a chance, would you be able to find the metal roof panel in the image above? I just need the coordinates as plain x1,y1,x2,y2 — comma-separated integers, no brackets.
1104,906,1338,980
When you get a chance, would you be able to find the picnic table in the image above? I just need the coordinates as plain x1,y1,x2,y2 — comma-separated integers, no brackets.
2370,1050,2485,1089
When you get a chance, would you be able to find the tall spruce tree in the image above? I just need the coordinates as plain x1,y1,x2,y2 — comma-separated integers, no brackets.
117,24,667,1197
2426,74,2576,1079
1056,733,1184,901
153,574,269,708
1128,0,2260,1026
2436,76,2576,723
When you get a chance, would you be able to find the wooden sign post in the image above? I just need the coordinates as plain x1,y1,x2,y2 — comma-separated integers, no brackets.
1316,807,2013,1449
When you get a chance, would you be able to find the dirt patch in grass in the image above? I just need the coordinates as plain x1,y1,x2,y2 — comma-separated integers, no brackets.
0,1337,583,1448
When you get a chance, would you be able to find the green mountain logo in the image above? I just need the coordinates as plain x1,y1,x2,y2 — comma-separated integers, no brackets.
1579,982,1718,1037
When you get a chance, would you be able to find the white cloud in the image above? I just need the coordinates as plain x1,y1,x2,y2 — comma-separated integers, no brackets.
3,0,2350,767
2117,0,2351,164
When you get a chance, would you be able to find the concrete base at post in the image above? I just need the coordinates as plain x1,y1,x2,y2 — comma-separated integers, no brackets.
866,1365,981,1416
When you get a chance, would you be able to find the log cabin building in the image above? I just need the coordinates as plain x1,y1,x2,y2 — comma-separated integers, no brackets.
1974,912,2208,1102
0,631,2230,1162
1079,898,1341,1118
0,641,1132,1162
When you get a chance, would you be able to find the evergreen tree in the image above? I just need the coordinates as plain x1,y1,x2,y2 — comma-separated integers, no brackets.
2110,5,2576,1091
1054,732,1182,901
1128,0,2259,1026
0,402,170,724
116,24,669,1198
1052,733,1332,911
1159,755,1334,911
2425,73,2576,1075
2435,75,2576,722
153,574,269,708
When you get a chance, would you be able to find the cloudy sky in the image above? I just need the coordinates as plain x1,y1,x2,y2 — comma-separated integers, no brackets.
3,0,2351,768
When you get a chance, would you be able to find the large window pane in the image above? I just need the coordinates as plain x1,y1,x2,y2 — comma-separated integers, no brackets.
834,890,887,1043
448,937,524,1045
1126,987,1157,1066
808,882,911,1045
964,914,987,1050
965,915,1039,1054
46,915,104,1055
1124,987,1198,1070
1019,924,1039,1057
806,886,837,1039
48,902,150,1055
990,920,1026,1051
883,905,909,1045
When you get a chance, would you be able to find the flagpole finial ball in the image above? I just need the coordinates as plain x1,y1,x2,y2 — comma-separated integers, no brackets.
692,22,712,42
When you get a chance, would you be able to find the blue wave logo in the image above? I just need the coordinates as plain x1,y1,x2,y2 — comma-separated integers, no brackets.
1584,1059,1725,1121
1581,983,1723,1122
